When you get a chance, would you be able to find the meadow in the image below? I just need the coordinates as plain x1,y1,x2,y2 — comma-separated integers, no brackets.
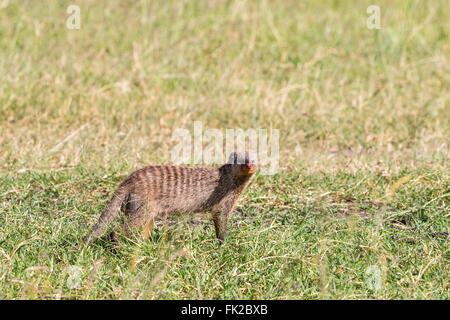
0,0,448,299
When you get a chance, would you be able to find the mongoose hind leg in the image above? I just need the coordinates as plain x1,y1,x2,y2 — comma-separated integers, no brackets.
110,231,121,244
121,194,157,240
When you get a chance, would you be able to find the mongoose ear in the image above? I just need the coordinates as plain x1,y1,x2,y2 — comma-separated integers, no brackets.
246,152,258,166
227,152,238,164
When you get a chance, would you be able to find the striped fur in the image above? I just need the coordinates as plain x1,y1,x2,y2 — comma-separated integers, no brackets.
80,152,257,247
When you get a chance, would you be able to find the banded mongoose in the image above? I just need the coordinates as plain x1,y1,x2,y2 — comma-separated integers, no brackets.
80,151,257,248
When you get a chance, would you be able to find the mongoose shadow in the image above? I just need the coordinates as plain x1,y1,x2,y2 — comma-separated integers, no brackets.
77,151,257,250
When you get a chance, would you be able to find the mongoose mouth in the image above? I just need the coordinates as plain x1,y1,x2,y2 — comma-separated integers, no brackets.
236,164,256,176
246,164,256,174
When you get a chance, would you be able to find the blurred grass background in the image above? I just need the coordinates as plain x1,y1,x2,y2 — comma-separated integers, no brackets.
0,0,448,299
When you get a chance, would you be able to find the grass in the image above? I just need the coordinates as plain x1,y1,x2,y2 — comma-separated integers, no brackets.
0,0,448,299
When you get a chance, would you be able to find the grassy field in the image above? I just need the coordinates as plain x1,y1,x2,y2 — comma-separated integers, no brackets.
0,0,448,299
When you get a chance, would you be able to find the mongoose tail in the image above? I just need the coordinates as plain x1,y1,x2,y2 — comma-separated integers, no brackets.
80,185,129,247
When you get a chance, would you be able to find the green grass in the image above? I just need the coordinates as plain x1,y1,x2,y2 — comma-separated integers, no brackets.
0,0,449,299
1,167,448,299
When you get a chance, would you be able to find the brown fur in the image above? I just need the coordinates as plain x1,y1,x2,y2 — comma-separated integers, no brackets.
80,152,257,248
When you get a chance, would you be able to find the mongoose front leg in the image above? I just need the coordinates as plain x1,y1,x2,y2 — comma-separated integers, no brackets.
119,194,155,240
212,212,226,244
212,203,234,244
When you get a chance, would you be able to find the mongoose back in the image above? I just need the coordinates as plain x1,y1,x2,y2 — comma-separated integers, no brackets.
80,151,257,247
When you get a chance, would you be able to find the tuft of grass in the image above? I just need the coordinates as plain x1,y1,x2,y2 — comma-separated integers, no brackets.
0,0,448,299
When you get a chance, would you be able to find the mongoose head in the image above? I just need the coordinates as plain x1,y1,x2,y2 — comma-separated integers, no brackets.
227,151,258,177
